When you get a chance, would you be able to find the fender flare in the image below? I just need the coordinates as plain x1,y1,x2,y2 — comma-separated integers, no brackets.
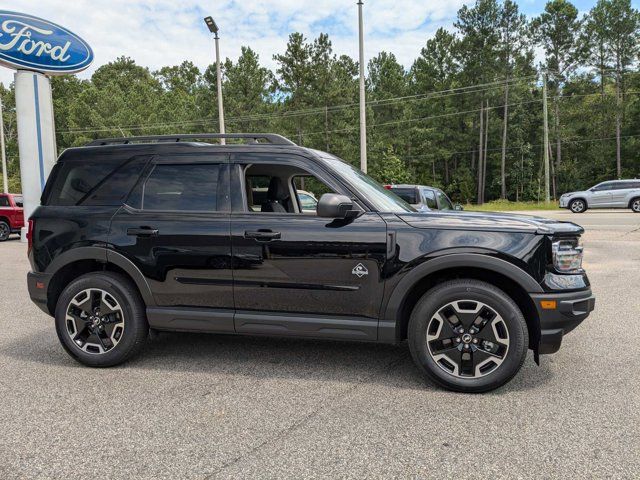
45,246,155,306
380,253,543,342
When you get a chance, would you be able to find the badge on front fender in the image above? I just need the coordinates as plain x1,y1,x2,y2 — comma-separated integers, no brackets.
352,263,368,278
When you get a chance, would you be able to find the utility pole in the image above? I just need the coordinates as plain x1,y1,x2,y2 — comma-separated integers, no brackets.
357,0,367,173
0,94,7,193
477,102,484,205
204,16,226,144
542,72,550,203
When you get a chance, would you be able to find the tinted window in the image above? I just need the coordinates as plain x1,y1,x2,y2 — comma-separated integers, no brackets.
0,196,9,207
422,189,437,209
82,159,147,206
142,164,220,211
13,196,23,207
46,162,114,205
592,182,614,191
617,181,640,189
436,190,453,210
391,188,418,204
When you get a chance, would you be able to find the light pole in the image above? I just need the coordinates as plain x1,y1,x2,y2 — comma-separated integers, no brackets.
357,0,367,173
204,16,226,145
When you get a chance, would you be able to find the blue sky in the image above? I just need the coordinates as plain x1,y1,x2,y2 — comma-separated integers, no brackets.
0,0,638,86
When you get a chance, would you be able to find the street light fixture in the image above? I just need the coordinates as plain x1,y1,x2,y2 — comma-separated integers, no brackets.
204,16,226,144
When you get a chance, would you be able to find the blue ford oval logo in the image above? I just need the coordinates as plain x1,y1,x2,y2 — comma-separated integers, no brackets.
0,11,93,74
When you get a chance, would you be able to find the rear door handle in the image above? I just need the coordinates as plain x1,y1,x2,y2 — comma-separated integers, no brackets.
127,227,159,237
244,230,281,241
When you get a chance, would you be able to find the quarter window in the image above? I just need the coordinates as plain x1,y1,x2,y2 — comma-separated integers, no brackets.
141,164,221,211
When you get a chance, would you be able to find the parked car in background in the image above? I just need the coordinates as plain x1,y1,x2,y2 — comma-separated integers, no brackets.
559,179,640,213
0,193,24,241
385,184,462,212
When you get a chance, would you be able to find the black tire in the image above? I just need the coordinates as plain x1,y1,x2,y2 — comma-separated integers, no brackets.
0,220,10,241
569,199,587,213
408,279,528,393
55,271,148,367
630,197,640,213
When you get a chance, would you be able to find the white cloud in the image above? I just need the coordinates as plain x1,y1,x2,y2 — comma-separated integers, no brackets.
0,0,472,87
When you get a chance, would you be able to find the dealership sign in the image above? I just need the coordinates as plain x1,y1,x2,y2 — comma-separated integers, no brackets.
0,11,93,74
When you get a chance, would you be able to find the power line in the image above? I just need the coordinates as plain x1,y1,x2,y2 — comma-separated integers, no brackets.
56,74,539,135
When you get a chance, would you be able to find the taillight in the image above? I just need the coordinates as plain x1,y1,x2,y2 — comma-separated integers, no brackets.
27,219,34,254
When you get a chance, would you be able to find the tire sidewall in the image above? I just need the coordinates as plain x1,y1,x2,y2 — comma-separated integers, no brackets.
0,220,9,241
570,199,586,213
631,198,640,213
55,272,147,367
408,281,528,393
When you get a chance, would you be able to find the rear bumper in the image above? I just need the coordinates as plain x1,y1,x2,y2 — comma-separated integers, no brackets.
531,289,595,354
27,271,52,315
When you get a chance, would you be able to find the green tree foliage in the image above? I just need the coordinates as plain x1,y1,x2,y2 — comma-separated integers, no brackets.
3,0,640,202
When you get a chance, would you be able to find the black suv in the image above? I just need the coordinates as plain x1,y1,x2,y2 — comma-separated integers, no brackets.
27,134,595,392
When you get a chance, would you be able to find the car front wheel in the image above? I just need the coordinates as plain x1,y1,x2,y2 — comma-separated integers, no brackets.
569,199,587,213
631,198,640,213
55,272,148,367
408,279,528,393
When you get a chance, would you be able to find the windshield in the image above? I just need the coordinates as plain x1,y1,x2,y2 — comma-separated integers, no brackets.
317,153,414,213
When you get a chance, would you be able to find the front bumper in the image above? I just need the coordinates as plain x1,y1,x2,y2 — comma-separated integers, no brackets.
558,197,569,208
27,271,52,315
531,289,595,354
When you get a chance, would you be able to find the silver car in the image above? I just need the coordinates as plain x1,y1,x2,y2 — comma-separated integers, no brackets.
559,179,640,213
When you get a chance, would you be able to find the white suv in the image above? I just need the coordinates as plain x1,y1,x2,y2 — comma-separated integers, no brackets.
559,180,640,213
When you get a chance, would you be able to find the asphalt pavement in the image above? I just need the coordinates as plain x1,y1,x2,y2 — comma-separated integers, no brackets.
0,209,638,479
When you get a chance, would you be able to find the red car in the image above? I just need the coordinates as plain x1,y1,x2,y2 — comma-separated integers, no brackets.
0,193,24,241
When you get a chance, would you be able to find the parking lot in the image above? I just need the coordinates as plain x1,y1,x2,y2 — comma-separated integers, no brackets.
0,209,638,479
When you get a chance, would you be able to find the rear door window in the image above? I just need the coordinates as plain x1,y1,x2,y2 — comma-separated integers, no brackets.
140,163,222,212
0,195,9,207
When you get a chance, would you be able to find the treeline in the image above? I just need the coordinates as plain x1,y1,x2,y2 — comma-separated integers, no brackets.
1,0,640,203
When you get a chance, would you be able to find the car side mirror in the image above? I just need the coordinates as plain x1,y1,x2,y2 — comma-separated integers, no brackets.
317,193,357,219
454,204,464,211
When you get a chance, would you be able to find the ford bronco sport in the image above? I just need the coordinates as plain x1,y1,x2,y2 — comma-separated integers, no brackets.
27,134,595,392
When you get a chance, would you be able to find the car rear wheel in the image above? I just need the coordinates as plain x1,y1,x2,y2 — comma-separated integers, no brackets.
631,198,640,213
55,272,148,367
0,220,10,241
408,279,528,393
569,199,587,213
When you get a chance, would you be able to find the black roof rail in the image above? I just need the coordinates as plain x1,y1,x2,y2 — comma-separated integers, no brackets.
85,133,296,147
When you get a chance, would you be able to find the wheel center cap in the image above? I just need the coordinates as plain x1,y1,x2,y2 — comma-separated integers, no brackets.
462,333,473,344
91,317,101,327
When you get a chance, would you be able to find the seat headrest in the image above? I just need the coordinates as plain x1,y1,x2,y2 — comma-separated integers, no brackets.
267,177,289,200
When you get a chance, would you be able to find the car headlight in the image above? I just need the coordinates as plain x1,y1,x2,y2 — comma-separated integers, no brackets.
552,238,583,273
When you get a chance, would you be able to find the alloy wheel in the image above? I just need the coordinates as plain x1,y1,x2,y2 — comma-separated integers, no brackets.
632,199,640,213
0,222,9,241
570,200,585,213
65,288,125,354
426,300,510,378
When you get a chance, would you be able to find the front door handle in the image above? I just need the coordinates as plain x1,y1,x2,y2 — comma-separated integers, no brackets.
127,227,159,237
244,230,281,241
